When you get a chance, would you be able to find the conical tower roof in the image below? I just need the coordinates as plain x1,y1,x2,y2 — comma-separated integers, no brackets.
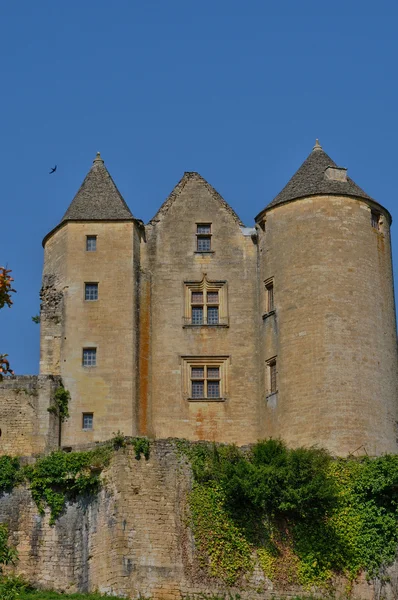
61,152,134,221
263,140,374,213
43,153,134,245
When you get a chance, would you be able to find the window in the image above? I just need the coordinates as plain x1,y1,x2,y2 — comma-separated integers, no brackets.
267,358,277,395
82,413,93,430
182,356,229,401
82,348,97,367
85,283,98,301
371,211,380,230
190,289,219,325
86,235,97,251
265,279,274,313
184,275,227,326
190,365,220,398
196,223,212,252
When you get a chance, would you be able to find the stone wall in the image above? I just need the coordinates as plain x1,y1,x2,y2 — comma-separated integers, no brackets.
144,173,260,444
257,195,398,456
0,375,60,456
42,221,141,446
0,440,393,599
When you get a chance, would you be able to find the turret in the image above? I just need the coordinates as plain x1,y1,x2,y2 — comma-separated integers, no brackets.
256,141,398,456
41,153,141,445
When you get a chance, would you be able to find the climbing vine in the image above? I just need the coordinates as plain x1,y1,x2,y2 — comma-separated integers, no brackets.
0,436,150,526
47,385,70,422
178,439,398,588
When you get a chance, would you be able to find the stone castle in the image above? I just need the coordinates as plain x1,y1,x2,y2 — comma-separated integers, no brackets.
1,140,398,457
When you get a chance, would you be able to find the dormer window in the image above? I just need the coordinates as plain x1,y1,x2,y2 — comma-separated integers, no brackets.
196,224,212,252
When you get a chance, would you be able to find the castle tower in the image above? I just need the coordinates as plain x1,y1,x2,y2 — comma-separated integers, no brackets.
256,141,398,456
41,153,142,445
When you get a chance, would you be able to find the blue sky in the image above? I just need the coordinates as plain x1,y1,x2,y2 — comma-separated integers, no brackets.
1,1,398,375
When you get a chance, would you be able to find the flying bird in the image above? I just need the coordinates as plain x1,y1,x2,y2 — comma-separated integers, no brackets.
49,165,57,174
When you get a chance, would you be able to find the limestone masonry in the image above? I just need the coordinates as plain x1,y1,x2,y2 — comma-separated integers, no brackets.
2,140,398,456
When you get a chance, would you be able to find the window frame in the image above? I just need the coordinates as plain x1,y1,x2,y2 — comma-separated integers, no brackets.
82,412,94,430
184,275,227,327
181,356,229,402
195,223,213,253
86,235,97,252
263,278,275,319
266,357,278,396
84,282,99,301
82,347,97,367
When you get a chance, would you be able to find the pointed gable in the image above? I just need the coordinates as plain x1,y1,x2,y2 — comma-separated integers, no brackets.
61,152,134,222
264,140,374,212
150,171,244,226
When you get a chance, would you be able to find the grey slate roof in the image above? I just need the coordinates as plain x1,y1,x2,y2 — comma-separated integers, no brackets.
61,153,134,222
265,141,374,211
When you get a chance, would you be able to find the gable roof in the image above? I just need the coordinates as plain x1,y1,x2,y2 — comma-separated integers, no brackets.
150,171,244,226
61,152,134,222
262,141,375,215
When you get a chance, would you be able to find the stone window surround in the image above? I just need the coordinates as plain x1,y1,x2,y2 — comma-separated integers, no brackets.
266,356,278,398
181,355,229,402
86,235,97,251
82,347,97,367
183,274,228,327
195,222,214,254
263,277,275,317
84,282,99,301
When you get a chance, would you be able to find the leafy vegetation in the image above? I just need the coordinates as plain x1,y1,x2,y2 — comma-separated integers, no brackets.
0,435,150,525
24,446,113,524
0,456,21,493
178,439,398,588
0,266,16,380
47,386,70,422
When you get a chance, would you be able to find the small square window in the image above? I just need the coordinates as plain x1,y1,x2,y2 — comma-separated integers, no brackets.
191,292,204,304
207,381,220,398
191,366,205,378
207,291,219,304
82,413,93,430
85,283,98,301
207,367,220,379
197,224,211,234
83,348,97,367
192,381,205,398
207,306,219,324
86,236,97,251
192,306,204,325
197,236,211,252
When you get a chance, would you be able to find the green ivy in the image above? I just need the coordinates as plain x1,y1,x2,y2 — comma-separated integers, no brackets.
131,437,150,460
189,482,252,584
23,446,113,524
47,386,70,422
0,524,17,573
0,456,21,493
179,439,398,588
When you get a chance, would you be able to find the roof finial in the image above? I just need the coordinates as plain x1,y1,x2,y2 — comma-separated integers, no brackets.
313,139,322,151
93,151,104,164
